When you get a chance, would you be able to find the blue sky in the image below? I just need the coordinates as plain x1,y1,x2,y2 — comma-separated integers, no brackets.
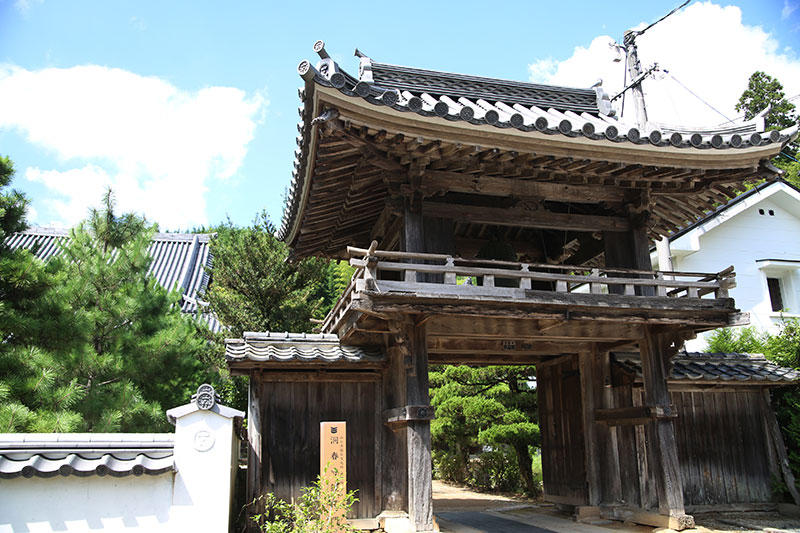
0,0,798,230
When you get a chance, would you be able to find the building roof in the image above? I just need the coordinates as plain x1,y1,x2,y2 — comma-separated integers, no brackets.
665,178,800,243
614,351,800,385
0,433,174,478
6,228,222,332
278,41,797,258
226,331,384,372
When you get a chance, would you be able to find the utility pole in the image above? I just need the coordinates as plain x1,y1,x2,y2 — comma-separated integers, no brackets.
623,30,649,129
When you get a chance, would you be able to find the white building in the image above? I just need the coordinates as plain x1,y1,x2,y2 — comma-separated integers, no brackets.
653,179,800,351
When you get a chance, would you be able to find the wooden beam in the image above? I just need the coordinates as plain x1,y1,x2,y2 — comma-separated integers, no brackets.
427,336,588,356
423,201,630,232
427,316,643,341
420,170,626,203
595,405,678,426
600,506,695,530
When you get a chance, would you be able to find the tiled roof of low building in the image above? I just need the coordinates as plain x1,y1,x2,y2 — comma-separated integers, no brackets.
226,331,384,369
614,351,800,384
0,433,174,478
6,228,222,332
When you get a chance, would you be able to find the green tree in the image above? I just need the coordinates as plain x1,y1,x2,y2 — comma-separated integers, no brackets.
203,212,352,408
206,212,339,336
736,71,799,187
0,189,209,432
706,321,800,485
430,365,540,495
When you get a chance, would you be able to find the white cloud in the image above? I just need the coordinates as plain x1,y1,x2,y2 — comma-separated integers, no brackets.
0,65,267,228
529,2,800,128
14,0,42,14
783,0,799,20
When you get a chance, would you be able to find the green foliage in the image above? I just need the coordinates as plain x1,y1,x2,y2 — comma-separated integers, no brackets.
705,320,800,488
203,212,352,409
430,365,540,495
250,466,358,533
736,71,800,189
206,211,338,336
0,183,209,432
736,71,798,130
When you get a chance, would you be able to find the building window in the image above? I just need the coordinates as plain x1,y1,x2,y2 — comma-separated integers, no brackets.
767,277,784,312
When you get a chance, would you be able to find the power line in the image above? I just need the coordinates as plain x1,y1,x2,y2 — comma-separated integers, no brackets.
667,72,733,122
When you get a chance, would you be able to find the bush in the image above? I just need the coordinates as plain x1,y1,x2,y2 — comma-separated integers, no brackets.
468,447,522,493
250,466,358,533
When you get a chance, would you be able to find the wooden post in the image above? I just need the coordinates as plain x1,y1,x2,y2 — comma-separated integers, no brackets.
382,345,408,511
406,319,433,532
761,389,800,505
579,349,602,506
639,326,693,529
247,374,264,531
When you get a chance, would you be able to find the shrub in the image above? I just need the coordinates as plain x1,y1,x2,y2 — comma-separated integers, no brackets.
250,466,358,533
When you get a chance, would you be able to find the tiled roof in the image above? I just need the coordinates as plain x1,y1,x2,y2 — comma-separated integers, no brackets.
279,41,798,243
614,351,800,384
298,42,796,148
369,61,601,114
0,433,174,478
5,228,222,332
226,331,384,367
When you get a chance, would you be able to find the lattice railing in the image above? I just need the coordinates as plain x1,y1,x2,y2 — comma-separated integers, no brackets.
321,243,736,333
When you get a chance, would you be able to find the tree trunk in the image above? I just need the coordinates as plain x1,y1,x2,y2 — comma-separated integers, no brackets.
513,442,536,495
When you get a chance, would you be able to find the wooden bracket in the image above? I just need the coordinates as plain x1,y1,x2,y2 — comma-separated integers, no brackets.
384,405,435,425
595,405,677,426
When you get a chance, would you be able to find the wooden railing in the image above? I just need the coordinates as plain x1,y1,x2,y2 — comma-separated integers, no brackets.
321,243,736,332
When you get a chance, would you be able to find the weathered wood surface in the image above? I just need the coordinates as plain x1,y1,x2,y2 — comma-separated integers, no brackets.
421,200,630,232
762,389,800,505
538,356,589,505
579,350,601,506
247,375,264,532
639,327,688,521
253,376,381,519
404,319,434,532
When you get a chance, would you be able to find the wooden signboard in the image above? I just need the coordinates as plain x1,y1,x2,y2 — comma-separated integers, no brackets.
320,421,346,480
320,421,347,528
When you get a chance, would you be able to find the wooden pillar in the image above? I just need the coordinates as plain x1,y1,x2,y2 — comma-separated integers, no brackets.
406,320,433,532
382,345,408,511
639,326,692,528
579,349,601,506
247,373,264,530
597,349,622,503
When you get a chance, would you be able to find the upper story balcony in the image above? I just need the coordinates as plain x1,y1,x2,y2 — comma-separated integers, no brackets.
322,244,744,362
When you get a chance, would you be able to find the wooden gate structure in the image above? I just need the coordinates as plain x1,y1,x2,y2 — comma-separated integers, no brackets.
226,41,800,532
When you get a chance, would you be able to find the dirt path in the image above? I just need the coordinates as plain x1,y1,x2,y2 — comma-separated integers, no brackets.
432,480,800,533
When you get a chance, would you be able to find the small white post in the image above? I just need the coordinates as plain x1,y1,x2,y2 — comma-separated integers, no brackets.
167,384,244,532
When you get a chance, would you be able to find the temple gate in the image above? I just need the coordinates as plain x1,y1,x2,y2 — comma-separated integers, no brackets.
226,40,799,532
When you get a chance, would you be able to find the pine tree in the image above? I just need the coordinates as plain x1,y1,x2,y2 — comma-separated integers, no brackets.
736,71,799,187
430,365,540,495
205,211,338,336
0,187,209,432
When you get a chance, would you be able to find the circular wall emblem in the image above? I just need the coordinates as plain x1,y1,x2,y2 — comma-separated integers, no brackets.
194,429,215,452
196,384,216,410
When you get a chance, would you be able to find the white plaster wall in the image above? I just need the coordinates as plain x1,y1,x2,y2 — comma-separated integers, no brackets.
668,191,800,351
0,408,241,533
0,475,174,533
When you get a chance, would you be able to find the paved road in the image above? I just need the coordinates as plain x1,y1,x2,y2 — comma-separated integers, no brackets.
437,511,556,533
